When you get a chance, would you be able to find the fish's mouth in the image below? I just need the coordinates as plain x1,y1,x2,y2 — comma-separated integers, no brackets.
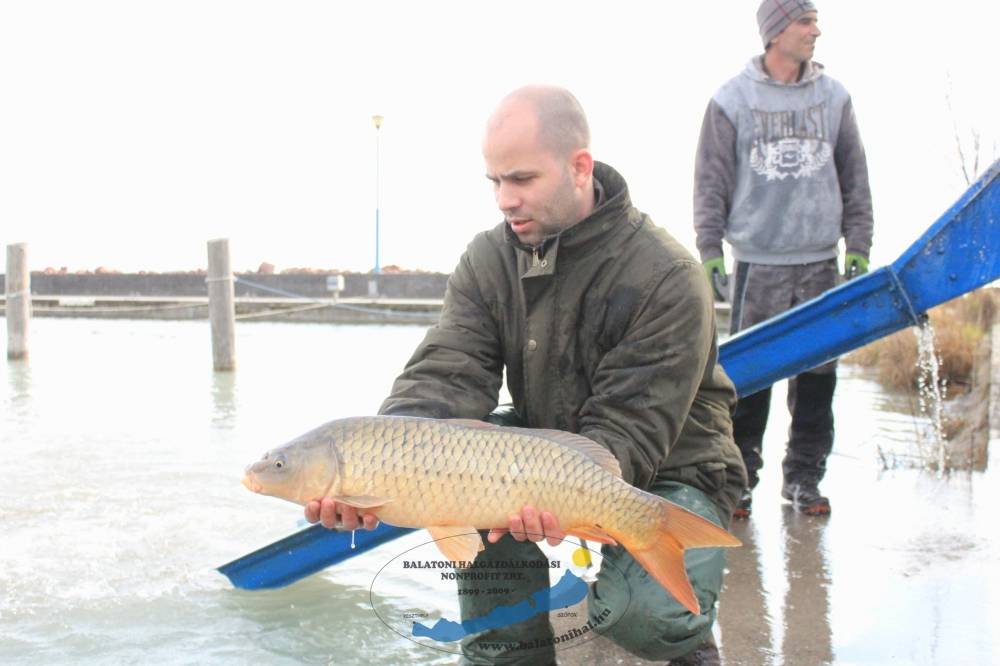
241,473,263,494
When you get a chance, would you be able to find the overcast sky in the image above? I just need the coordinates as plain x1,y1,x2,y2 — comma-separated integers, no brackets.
1,0,997,275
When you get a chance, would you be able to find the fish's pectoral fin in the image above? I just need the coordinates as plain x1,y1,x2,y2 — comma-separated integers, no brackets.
334,495,392,509
426,526,484,566
565,526,618,546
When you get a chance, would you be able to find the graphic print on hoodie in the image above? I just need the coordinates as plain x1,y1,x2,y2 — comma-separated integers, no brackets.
749,103,832,181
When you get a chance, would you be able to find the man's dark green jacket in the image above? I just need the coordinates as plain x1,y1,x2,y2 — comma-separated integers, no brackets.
380,162,746,517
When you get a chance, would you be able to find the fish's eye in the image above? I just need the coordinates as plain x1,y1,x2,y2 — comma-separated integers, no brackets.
274,460,283,469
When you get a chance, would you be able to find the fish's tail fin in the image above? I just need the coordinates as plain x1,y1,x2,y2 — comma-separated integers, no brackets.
621,499,741,616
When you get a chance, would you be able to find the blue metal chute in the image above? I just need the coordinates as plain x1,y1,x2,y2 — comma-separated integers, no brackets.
891,161,1000,312
219,157,1000,590
720,268,921,397
218,523,415,590
722,159,999,397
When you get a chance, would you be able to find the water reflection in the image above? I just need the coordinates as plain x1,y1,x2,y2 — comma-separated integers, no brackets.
211,369,239,428
3,358,33,432
720,508,833,665
6,357,31,400
780,506,833,666
719,520,777,665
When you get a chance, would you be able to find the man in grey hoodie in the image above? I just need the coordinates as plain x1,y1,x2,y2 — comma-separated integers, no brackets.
693,0,874,518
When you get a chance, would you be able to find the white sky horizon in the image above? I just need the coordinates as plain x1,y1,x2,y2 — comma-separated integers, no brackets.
1,1,997,276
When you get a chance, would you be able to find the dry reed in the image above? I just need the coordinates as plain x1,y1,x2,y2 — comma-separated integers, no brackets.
844,288,997,397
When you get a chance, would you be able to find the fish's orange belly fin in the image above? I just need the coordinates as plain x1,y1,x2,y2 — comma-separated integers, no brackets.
565,526,617,545
426,526,484,565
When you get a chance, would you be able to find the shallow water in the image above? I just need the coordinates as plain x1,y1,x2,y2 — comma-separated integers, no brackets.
719,363,1000,666
1,318,450,665
1,318,997,665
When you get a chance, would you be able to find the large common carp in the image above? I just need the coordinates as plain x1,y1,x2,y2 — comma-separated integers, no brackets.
242,415,741,615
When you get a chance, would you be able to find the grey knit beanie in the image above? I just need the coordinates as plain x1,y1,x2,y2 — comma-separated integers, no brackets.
757,0,817,48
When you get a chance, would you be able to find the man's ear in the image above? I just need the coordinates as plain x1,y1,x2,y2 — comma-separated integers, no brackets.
569,148,594,187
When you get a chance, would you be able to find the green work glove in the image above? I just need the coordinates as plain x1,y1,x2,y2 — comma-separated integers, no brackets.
703,257,728,302
844,252,869,279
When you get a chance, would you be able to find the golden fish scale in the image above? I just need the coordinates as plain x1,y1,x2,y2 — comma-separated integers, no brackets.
329,417,660,542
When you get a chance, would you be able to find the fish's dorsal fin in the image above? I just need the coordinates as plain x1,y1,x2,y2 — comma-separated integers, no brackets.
426,526,484,566
447,418,498,430
532,429,622,478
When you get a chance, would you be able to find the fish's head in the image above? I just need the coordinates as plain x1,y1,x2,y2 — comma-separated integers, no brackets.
242,433,339,505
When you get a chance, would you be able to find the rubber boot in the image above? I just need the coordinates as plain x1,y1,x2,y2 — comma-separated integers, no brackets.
782,372,836,514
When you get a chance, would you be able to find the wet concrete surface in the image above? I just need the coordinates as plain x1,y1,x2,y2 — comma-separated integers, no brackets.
711,362,999,666
548,358,1000,666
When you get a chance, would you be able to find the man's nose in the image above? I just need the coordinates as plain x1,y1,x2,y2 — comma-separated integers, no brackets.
495,183,520,212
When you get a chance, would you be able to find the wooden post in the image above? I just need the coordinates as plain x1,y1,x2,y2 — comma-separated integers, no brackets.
207,238,236,371
6,243,30,360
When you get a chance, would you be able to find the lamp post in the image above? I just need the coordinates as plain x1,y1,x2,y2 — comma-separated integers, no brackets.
372,114,384,274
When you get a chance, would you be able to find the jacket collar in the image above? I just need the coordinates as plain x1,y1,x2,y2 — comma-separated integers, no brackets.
505,161,638,276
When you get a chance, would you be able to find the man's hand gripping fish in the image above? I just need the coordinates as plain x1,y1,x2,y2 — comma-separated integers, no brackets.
242,415,741,615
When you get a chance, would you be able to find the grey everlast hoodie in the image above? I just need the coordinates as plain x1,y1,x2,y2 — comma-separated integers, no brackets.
694,57,873,265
